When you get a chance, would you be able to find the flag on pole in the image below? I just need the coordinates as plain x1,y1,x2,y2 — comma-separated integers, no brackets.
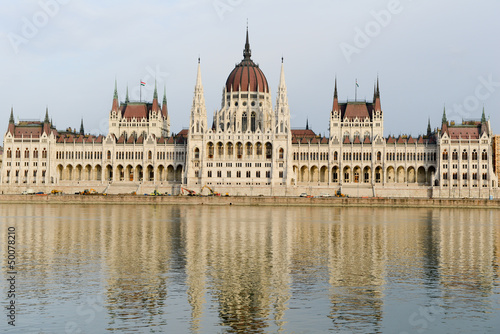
356,80,359,88
140,81,146,86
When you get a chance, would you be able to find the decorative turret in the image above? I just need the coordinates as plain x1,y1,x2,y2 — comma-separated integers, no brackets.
442,106,447,124
275,57,291,134
44,107,50,123
374,77,381,111
152,79,159,113
125,85,130,103
427,118,431,137
481,106,486,123
189,58,207,135
80,118,84,135
9,107,14,124
112,79,119,112
332,77,339,112
162,86,168,118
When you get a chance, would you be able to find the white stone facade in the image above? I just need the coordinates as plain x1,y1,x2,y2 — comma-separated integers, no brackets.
1,34,498,198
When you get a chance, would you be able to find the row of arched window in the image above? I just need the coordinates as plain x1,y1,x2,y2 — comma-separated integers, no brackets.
204,142,273,159
442,149,487,161
5,148,47,159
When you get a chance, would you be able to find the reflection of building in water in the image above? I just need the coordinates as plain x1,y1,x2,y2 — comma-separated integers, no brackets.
180,206,294,333
325,208,388,333
102,205,176,330
434,210,497,307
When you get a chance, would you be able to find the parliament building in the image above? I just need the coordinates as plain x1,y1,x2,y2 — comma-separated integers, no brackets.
2,31,499,198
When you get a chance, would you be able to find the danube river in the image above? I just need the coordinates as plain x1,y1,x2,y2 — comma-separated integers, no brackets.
1,204,499,333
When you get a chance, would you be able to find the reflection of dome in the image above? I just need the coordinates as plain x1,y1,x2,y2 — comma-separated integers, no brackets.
225,30,269,93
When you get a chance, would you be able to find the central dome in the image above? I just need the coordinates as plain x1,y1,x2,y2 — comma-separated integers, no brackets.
225,30,269,93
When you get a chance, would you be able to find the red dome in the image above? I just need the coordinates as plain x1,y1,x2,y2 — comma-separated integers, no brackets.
225,30,269,93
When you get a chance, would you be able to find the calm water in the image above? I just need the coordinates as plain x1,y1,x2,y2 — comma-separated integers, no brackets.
1,204,500,333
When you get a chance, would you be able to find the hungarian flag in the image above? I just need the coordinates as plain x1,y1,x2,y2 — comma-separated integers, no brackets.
356,80,359,88
140,81,146,86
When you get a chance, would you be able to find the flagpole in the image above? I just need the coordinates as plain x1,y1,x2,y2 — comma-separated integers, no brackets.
355,79,357,101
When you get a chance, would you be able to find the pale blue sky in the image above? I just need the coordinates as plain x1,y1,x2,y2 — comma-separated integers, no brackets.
1,0,499,141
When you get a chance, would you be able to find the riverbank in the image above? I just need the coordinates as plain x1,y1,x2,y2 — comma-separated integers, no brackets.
0,194,499,209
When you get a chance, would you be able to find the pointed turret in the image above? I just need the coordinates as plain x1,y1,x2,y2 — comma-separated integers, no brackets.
481,106,486,123
9,107,14,124
112,79,119,112
427,118,431,137
162,86,168,118
374,76,381,111
275,57,291,134
152,79,159,112
7,107,15,134
442,106,447,124
332,77,339,112
80,118,84,135
189,58,207,135
44,107,50,123
306,118,309,130
125,85,130,103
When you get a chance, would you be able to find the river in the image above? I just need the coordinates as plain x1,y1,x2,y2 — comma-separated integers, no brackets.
1,204,499,333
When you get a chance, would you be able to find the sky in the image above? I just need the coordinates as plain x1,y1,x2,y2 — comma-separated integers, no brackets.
1,0,499,143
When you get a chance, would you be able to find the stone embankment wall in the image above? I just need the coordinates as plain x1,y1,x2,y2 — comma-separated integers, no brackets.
0,194,499,209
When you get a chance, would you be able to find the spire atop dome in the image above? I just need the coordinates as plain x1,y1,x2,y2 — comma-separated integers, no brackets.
243,26,251,60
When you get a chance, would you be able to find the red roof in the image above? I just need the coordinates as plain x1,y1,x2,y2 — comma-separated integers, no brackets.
120,103,151,120
340,102,374,121
447,127,480,139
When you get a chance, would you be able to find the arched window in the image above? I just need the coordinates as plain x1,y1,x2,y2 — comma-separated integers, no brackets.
242,112,248,132
236,143,243,158
334,151,338,160
194,147,200,159
246,143,252,156
217,142,224,156
16,148,21,158
148,151,152,160
251,112,256,132
256,143,262,156
279,148,284,159
107,151,111,160
24,149,29,159
33,148,38,159
227,142,233,156
7,149,11,158
472,150,478,160
452,150,458,160
442,150,448,160
482,150,488,161
462,150,468,160
265,143,272,159
377,151,381,161
207,142,214,158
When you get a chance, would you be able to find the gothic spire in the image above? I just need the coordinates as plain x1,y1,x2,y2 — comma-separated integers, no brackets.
442,106,447,124
427,118,431,136
306,118,309,130
243,26,251,60
153,79,158,99
125,85,129,103
481,106,486,123
44,107,49,123
80,118,84,135
9,106,14,124
332,77,339,112
113,78,118,99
